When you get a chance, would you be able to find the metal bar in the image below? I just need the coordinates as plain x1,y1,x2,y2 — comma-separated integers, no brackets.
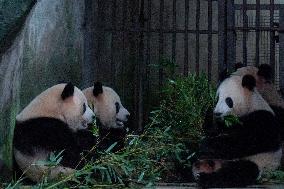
137,0,145,133
96,1,106,81
224,0,228,69
226,0,236,71
208,0,212,81
196,0,200,75
184,0,189,76
144,0,151,133
270,0,275,80
172,0,176,63
146,0,151,88
82,0,96,87
243,0,248,66
235,4,280,10
255,0,260,66
159,0,164,87
218,0,226,77
122,0,127,97
102,28,219,34
230,26,283,32
279,5,284,91
129,0,139,132
110,0,117,86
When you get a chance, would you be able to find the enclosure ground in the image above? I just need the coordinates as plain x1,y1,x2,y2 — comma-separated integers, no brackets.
156,183,284,189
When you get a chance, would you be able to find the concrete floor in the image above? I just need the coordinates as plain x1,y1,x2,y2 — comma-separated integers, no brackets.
155,183,284,189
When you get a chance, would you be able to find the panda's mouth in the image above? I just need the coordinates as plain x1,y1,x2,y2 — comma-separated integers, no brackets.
82,120,90,129
116,119,125,127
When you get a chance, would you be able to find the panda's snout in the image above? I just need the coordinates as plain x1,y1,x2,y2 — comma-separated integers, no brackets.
126,114,130,121
83,107,95,124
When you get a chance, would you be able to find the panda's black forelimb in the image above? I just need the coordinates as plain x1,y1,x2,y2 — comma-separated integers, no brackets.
97,127,127,152
95,118,127,153
14,117,88,169
200,110,281,159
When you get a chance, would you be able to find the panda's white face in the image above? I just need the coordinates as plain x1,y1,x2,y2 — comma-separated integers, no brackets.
62,87,95,131
214,76,251,118
214,75,274,119
93,87,130,128
83,84,130,129
115,101,130,127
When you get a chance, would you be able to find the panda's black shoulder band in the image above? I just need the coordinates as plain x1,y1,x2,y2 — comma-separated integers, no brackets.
61,82,74,100
93,82,103,96
242,74,256,91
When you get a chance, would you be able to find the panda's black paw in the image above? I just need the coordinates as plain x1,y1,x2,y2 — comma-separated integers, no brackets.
192,159,221,178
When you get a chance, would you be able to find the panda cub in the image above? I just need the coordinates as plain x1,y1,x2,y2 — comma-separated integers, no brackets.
82,82,130,152
193,74,282,187
13,83,95,182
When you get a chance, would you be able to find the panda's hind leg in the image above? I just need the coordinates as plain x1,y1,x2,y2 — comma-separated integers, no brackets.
192,159,259,188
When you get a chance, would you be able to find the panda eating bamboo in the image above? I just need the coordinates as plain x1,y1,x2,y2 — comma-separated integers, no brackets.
193,74,282,187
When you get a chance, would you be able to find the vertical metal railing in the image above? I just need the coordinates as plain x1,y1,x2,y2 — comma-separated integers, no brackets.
208,0,213,81
184,0,189,76
270,0,276,80
255,0,260,66
195,0,200,75
172,0,176,64
121,0,127,97
242,0,248,66
110,0,117,86
159,0,164,87
137,0,145,132
89,0,281,131
230,0,279,83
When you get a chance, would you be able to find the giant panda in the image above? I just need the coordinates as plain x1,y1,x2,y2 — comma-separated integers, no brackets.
193,74,282,187
13,83,95,182
233,64,284,109
82,82,130,152
233,64,284,139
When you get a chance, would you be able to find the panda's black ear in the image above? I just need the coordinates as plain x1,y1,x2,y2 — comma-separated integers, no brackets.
219,68,229,83
257,64,272,81
61,82,74,100
242,74,256,91
93,82,103,96
235,62,244,71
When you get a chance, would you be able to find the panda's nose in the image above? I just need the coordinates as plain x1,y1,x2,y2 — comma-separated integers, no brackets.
126,114,130,121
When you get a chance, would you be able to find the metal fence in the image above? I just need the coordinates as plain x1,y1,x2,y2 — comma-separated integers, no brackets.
232,0,282,88
83,0,284,131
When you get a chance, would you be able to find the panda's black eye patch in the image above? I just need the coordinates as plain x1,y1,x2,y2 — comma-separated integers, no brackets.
225,97,233,108
115,102,120,114
83,103,86,113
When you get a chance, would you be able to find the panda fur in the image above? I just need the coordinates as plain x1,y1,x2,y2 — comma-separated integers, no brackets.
234,64,284,109
193,74,282,188
13,83,95,182
82,82,130,152
233,64,284,139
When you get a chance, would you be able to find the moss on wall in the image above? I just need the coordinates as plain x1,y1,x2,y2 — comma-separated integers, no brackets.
0,0,36,53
